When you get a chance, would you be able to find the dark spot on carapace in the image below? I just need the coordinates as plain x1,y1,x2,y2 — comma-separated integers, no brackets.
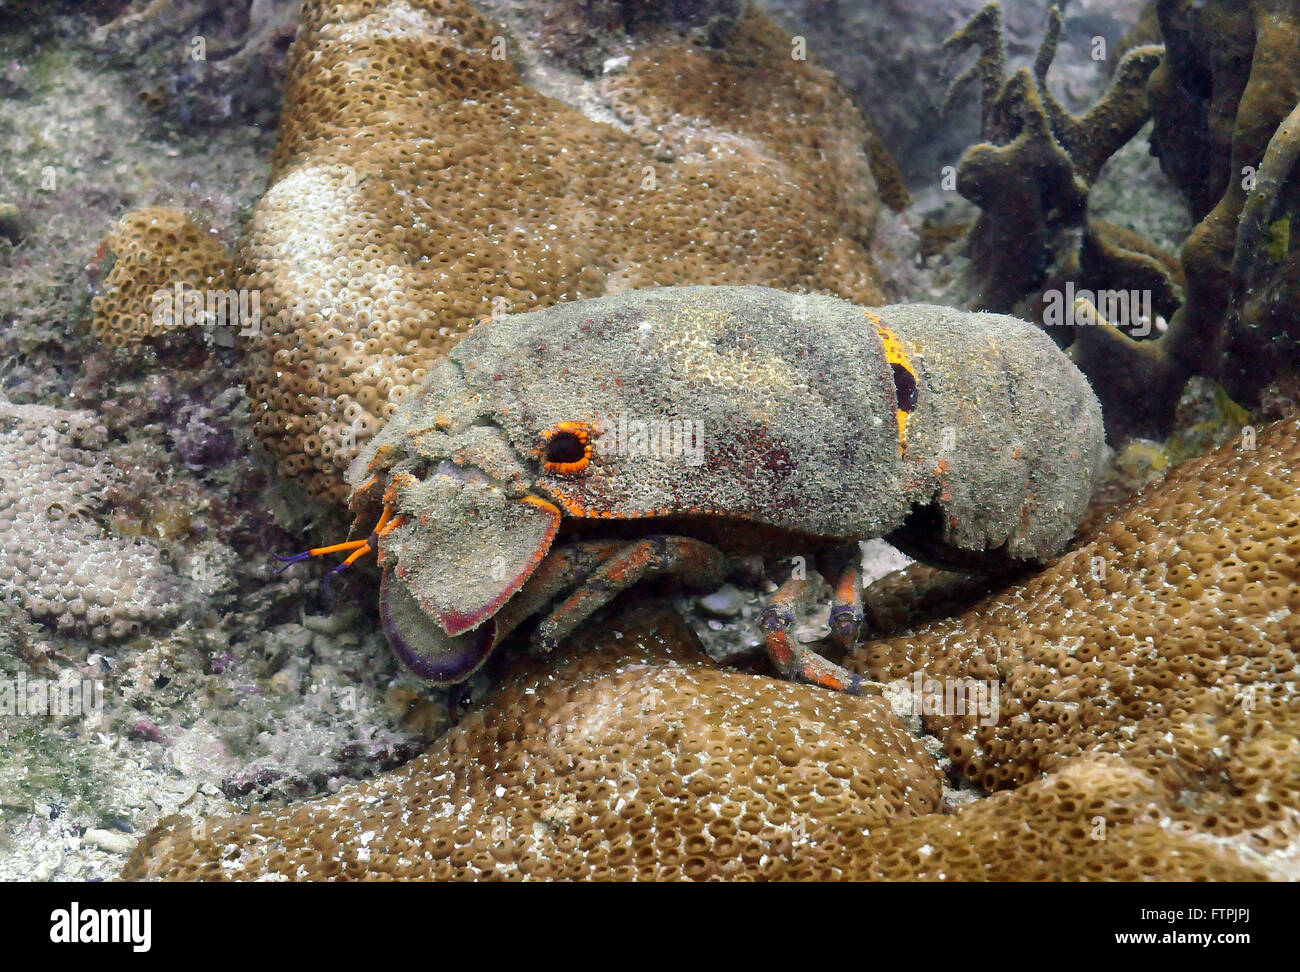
721,424,796,479
892,362,918,412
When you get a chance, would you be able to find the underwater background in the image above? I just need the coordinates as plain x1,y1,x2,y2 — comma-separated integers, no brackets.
1,0,1297,881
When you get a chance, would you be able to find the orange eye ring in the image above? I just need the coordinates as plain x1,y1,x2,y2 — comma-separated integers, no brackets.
541,421,594,475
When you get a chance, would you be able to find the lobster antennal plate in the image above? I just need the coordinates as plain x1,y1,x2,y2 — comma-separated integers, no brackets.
380,568,498,683
385,477,561,636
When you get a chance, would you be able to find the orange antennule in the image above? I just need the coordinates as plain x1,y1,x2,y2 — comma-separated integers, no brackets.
273,506,406,596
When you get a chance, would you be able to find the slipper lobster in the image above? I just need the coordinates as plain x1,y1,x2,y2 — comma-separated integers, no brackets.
282,286,1105,695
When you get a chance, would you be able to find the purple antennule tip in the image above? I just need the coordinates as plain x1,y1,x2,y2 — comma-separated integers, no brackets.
272,550,314,573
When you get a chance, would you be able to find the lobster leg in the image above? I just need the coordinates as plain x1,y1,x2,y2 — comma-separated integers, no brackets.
533,536,728,651
817,545,874,655
490,539,627,644
760,572,883,696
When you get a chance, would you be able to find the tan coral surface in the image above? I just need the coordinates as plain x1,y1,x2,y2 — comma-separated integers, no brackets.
849,414,1300,877
90,207,235,346
125,608,943,880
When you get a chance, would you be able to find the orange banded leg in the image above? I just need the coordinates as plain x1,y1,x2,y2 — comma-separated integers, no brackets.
488,540,628,644
826,553,868,652
533,536,728,651
760,574,882,696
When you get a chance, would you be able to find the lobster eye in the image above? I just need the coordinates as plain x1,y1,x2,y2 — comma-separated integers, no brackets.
546,433,586,464
542,421,593,474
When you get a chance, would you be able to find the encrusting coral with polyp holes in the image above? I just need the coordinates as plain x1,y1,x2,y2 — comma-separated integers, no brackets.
125,607,945,881
0,398,177,638
848,413,1300,877
91,207,236,346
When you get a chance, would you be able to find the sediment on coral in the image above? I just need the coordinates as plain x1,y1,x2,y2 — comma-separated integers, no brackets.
237,0,893,506
124,606,944,881
848,412,1300,878
486,0,748,76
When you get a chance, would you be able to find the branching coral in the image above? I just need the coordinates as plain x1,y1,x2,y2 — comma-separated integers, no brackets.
944,3,1169,321
949,1,1300,438
1219,64,1300,404
1074,0,1300,434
